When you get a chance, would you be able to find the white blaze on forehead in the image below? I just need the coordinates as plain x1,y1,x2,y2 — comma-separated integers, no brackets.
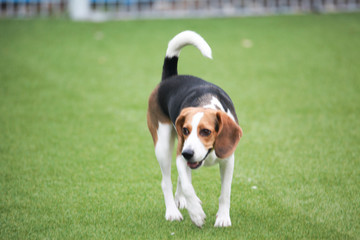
183,112,203,148
190,112,204,130
183,112,208,162
203,96,225,111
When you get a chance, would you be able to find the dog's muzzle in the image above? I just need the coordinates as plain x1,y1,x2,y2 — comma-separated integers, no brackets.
182,148,212,170
182,149,194,161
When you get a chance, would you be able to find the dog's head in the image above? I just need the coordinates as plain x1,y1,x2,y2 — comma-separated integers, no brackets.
175,107,243,169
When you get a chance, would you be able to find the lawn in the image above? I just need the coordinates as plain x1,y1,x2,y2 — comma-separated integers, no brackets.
1,13,359,239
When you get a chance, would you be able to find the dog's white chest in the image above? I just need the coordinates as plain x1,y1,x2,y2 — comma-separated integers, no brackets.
203,151,220,167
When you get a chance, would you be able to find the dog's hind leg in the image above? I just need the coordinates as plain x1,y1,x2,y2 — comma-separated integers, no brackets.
155,122,183,221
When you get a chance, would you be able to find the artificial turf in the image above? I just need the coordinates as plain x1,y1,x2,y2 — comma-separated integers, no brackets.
0,13,359,239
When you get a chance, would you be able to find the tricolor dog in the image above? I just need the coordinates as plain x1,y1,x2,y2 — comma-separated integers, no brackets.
147,31,243,228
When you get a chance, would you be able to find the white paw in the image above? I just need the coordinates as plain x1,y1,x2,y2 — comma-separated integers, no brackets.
175,192,202,210
189,208,206,227
194,195,202,205
175,194,187,209
187,199,206,227
214,213,231,227
165,207,183,222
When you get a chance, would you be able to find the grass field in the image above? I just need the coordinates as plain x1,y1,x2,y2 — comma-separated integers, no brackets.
1,13,360,239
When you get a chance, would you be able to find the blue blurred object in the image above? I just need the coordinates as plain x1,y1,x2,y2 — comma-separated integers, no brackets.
0,0,42,3
0,0,154,4
89,0,154,5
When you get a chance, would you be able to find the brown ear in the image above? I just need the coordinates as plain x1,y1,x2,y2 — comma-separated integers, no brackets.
175,109,189,155
214,111,243,159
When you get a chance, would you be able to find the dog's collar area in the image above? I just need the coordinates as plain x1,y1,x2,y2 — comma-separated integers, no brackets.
187,148,212,170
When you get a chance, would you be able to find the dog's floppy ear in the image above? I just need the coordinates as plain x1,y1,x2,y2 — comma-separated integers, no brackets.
214,111,243,159
175,108,191,155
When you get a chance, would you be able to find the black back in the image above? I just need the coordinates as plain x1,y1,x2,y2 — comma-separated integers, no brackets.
158,75,238,124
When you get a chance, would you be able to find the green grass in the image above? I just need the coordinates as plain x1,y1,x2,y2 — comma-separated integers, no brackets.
1,13,360,239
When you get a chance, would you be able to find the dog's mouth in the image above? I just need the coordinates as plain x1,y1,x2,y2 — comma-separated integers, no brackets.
187,160,204,170
186,148,212,170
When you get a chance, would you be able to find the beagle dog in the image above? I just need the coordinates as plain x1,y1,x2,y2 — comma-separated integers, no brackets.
147,31,243,228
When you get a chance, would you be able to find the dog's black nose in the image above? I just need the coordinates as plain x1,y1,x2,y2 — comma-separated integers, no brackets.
182,149,194,160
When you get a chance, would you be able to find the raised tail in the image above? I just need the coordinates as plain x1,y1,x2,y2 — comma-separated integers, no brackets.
161,31,212,81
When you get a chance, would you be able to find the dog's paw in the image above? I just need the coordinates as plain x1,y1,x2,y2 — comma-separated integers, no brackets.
214,213,231,227
187,199,206,227
194,195,202,205
165,207,183,222
175,194,187,209
189,208,206,228
175,192,202,210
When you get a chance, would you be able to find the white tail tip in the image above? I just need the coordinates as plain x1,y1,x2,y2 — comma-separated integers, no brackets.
166,30,212,59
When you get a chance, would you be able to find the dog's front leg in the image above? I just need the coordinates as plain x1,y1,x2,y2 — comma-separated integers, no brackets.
155,123,183,222
176,155,206,227
175,163,202,210
214,154,234,227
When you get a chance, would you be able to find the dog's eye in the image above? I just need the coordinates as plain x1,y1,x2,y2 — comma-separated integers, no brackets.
182,127,190,136
200,129,211,137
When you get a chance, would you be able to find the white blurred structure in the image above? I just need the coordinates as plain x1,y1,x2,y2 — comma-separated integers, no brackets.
0,0,359,20
69,0,90,20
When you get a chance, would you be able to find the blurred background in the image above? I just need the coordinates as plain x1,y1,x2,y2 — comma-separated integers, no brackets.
1,0,360,20
1,0,360,238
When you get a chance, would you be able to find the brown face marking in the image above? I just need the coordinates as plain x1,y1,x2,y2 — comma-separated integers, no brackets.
176,108,219,155
197,110,218,149
176,107,243,159
175,108,197,155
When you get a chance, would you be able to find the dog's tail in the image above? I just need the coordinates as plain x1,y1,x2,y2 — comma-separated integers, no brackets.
161,31,212,81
